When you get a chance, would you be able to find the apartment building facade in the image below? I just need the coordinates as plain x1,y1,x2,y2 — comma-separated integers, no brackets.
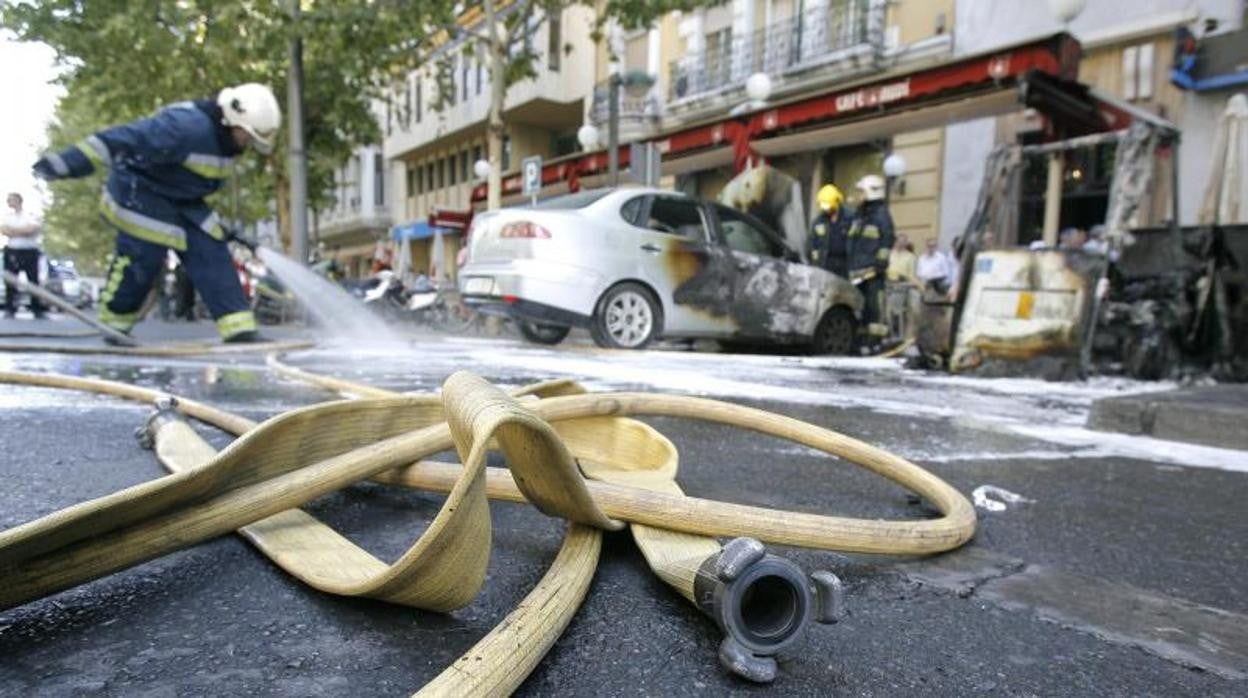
588,0,958,246
381,5,600,278
314,145,391,277
942,0,1246,246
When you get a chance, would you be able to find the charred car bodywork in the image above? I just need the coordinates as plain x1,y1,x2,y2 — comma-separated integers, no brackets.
458,187,862,351
1094,225,1248,381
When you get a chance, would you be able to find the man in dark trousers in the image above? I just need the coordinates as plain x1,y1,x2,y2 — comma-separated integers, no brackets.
846,174,895,347
806,184,852,278
32,83,280,343
2,193,46,319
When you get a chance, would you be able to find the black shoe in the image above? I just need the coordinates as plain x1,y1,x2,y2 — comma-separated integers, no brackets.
223,330,268,344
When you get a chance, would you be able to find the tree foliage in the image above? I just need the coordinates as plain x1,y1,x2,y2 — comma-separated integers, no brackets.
1,0,453,262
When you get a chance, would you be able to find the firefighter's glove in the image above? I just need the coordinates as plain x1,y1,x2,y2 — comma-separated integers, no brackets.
224,225,260,254
32,154,70,181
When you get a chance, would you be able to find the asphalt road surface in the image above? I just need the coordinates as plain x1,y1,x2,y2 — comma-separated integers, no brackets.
1,317,1245,696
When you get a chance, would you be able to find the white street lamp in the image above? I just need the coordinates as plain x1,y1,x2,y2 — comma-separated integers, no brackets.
1047,0,1087,25
577,124,601,151
882,153,908,179
745,72,772,104
473,159,492,180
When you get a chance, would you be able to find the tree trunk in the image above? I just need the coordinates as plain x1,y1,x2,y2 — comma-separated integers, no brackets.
486,0,505,211
275,172,293,254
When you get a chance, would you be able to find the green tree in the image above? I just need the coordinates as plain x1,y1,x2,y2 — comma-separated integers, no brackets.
2,0,454,261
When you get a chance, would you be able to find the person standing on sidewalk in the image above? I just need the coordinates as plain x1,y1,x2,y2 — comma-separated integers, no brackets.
31,84,280,343
1,193,47,319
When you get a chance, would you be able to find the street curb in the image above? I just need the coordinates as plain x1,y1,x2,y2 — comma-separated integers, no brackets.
1087,386,1248,451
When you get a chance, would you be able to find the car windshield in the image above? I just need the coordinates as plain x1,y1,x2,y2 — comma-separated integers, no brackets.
530,189,613,210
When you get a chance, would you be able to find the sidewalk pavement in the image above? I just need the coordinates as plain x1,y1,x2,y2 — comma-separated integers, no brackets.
1088,384,1248,450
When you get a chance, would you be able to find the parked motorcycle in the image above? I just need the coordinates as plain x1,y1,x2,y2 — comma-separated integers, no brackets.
361,271,476,332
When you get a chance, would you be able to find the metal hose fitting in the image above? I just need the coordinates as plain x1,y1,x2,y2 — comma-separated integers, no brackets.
694,537,844,683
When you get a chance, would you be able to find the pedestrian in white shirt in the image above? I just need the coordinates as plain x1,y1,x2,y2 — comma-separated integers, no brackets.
2,193,47,319
915,237,956,296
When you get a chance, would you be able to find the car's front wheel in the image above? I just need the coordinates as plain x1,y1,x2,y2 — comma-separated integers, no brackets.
518,321,570,345
591,282,661,349
810,306,857,355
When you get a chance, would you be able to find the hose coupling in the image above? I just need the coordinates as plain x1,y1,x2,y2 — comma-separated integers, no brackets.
134,395,181,451
695,537,844,683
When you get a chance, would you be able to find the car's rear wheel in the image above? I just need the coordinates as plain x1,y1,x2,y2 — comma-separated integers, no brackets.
592,282,661,350
811,306,857,355
518,321,570,345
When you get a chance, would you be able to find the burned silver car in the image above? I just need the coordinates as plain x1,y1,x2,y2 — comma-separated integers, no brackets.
458,187,863,353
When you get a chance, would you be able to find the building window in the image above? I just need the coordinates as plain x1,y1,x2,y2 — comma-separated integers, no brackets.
548,14,561,71
462,54,470,102
426,163,434,192
386,98,393,136
437,159,445,189
1122,43,1155,101
473,144,483,167
403,80,412,128
502,135,512,171
476,59,483,95
407,164,418,197
447,155,457,186
374,152,385,206
415,77,423,123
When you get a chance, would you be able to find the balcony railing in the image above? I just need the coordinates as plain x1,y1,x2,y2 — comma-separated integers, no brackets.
589,74,662,127
669,0,880,103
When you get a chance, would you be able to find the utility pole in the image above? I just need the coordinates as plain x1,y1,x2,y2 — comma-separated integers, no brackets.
486,0,505,210
287,0,309,263
608,73,621,186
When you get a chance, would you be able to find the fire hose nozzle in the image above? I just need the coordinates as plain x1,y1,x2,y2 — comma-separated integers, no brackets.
696,537,845,683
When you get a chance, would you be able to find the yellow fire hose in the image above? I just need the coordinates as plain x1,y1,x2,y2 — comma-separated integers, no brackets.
267,354,832,681
0,367,975,691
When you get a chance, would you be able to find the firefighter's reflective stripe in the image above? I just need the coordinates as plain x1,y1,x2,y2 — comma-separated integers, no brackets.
216,310,257,339
99,305,141,332
183,153,234,179
856,225,881,240
98,255,138,332
196,211,226,240
876,248,891,262
100,191,188,251
44,152,70,177
814,223,827,237
99,254,130,310
78,136,113,169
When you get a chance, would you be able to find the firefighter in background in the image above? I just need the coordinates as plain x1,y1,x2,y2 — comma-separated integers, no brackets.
806,184,852,278
846,174,895,346
32,83,280,343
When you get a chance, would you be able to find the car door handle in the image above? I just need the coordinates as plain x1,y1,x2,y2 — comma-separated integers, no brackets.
640,243,662,253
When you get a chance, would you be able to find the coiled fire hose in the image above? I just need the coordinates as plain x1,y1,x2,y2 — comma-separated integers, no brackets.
265,355,840,682
0,365,976,692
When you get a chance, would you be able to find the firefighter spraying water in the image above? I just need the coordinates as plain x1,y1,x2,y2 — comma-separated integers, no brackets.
31,83,281,344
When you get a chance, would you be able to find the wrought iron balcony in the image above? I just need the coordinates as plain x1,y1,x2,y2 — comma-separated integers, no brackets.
589,72,662,128
669,0,881,103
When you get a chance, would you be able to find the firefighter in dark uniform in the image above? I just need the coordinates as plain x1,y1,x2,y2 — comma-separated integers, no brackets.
846,174,895,346
32,83,281,343
806,184,852,278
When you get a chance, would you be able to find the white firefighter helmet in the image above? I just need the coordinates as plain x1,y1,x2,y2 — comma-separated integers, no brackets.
856,174,886,202
218,83,281,155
